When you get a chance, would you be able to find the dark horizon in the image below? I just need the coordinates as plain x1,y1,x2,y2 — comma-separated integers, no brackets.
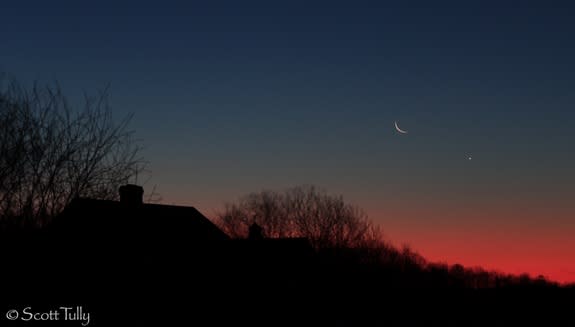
2,184,574,325
1,182,571,288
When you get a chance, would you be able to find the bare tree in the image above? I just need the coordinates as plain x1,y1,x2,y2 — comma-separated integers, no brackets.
0,75,144,228
216,185,382,249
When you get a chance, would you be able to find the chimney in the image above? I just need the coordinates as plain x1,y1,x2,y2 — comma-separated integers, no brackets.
119,184,144,205
248,223,264,240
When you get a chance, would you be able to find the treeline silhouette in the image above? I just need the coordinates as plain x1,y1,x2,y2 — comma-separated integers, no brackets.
216,185,567,290
3,220,572,326
2,190,574,325
216,185,382,249
2,173,573,324
216,187,574,325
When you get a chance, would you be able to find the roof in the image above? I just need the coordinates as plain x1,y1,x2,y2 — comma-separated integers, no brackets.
49,198,229,242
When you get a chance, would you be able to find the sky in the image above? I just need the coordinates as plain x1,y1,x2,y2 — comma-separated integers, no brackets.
2,0,575,283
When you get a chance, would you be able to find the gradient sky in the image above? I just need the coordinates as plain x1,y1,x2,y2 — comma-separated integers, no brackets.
2,1,575,283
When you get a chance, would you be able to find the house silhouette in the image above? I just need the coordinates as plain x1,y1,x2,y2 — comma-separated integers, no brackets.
49,184,229,243
49,185,314,265
3,185,316,325
46,185,314,288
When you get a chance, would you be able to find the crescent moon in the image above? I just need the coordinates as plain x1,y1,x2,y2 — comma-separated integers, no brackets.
394,121,408,134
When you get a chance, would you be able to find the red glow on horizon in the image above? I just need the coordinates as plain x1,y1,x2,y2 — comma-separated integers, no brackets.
177,191,575,285
376,205,575,285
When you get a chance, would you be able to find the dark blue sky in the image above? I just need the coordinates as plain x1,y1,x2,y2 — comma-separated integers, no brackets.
2,0,575,281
